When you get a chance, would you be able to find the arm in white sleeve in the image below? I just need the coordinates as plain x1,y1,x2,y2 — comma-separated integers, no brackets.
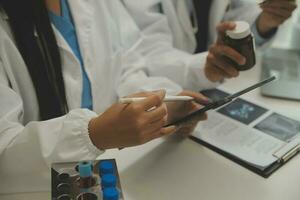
137,33,219,91
251,22,277,46
114,0,183,97
117,42,183,97
121,0,218,93
224,0,277,47
0,63,103,193
122,0,170,36
224,0,261,25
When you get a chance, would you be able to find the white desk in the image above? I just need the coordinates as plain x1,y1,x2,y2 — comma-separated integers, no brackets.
1,56,300,200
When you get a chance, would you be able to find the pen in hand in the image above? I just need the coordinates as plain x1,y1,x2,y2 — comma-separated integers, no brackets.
119,96,194,104
118,95,193,150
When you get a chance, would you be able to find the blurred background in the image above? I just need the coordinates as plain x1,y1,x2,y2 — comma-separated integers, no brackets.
271,0,300,49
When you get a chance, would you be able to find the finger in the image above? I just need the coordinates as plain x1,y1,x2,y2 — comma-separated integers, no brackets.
261,1,297,11
181,113,208,132
215,56,239,77
176,112,207,132
144,126,178,142
185,112,208,126
145,104,168,123
262,11,288,25
177,113,207,136
263,7,293,19
179,91,212,105
263,5,296,13
209,45,246,66
207,53,240,78
160,125,178,136
180,125,196,135
125,91,156,98
194,112,208,121
138,90,166,110
177,124,197,137
144,118,168,135
190,102,203,110
152,89,167,101
184,101,203,113
205,62,229,82
216,22,236,44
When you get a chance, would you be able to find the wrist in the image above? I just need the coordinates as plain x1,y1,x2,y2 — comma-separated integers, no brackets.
256,14,277,38
88,117,101,149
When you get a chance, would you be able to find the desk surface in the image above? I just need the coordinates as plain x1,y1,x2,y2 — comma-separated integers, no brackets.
1,56,300,200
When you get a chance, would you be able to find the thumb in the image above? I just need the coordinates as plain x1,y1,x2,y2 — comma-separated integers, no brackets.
153,89,166,101
217,21,236,43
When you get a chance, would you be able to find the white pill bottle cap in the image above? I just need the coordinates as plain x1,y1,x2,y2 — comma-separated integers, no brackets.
226,21,251,39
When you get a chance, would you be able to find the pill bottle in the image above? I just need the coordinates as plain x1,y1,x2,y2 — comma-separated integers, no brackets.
224,21,256,71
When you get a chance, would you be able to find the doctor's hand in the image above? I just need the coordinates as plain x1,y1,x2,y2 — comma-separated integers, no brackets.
166,90,209,137
258,0,297,36
204,22,245,82
88,90,177,150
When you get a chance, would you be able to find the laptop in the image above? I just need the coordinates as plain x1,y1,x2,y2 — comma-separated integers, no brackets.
261,48,300,101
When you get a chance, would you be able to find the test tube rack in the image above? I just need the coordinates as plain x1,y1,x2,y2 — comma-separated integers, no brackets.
51,159,124,200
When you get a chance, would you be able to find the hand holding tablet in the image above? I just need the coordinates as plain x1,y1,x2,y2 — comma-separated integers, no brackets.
166,76,276,127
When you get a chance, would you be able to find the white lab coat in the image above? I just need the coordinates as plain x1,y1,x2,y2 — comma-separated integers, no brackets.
0,0,181,194
160,0,262,53
123,0,261,91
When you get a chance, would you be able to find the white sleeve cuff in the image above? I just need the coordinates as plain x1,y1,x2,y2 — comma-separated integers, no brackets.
77,109,105,157
184,52,221,91
251,22,277,46
51,109,104,163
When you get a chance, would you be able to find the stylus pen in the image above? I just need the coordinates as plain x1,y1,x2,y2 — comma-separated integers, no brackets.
119,96,194,104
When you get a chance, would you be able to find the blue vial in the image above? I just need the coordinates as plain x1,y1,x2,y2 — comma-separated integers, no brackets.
99,161,114,175
101,174,117,188
103,187,119,200
79,162,94,188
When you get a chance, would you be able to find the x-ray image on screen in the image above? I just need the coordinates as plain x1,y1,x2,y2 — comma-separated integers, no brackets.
255,113,300,142
217,98,268,125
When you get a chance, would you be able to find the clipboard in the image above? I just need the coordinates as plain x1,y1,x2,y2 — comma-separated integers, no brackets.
190,136,300,178
190,88,300,178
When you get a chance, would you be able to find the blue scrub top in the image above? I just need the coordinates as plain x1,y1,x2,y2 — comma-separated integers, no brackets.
49,0,93,110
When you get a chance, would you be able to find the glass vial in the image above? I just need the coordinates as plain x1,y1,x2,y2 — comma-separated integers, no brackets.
79,162,94,189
